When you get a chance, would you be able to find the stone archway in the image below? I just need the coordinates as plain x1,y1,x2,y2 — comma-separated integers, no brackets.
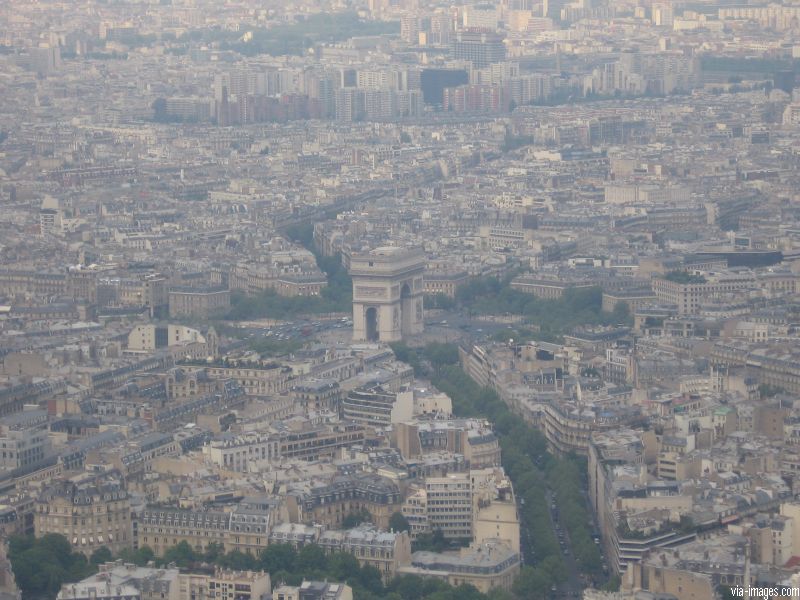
400,282,413,336
365,306,379,342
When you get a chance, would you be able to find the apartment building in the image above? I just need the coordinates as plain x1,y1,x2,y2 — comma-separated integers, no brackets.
652,271,755,315
0,409,51,471
96,274,168,317
588,430,697,575
422,473,473,540
292,379,342,413
318,525,411,583
127,327,217,359
199,362,292,397
202,432,280,472
136,498,271,556
392,419,501,469
540,400,637,456
168,287,230,319
473,471,519,553
275,419,371,462
510,275,595,299
194,568,270,600
398,540,520,593
273,581,352,600
342,386,414,427
710,342,800,395
451,31,506,68
35,471,132,556
58,563,270,600
402,468,519,548
601,289,657,313
423,271,469,298
268,523,321,549
286,474,401,530
229,264,327,298
0,269,66,298
623,536,748,598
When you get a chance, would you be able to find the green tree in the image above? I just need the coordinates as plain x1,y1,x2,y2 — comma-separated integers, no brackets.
390,575,459,599
424,294,455,310
356,563,385,595
249,336,302,357
89,546,113,567
218,550,257,571
610,301,630,323
8,534,94,599
759,383,785,398
387,575,428,600
326,552,361,582
413,529,448,553
295,544,327,574
389,342,423,376
453,275,627,339
203,542,225,564
389,511,411,533
135,546,155,566
512,566,551,600
161,541,198,568
225,234,352,321
602,575,621,592
270,569,301,587
258,543,296,573
424,342,460,374
486,588,515,600
284,223,314,247
454,584,486,600
342,508,372,528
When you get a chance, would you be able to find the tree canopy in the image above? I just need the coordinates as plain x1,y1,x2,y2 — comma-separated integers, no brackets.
9,536,494,600
225,239,351,321
389,512,411,533
8,534,95,600
454,277,630,341
424,343,606,595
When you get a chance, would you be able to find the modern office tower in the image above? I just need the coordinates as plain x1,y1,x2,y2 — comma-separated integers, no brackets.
430,14,453,45
463,4,499,30
401,15,420,44
334,88,362,122
543,0,568,20
451,30,506,68
28,44,61,75
424,473,474,539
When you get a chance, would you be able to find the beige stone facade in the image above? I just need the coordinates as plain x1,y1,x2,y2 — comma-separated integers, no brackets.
350,247,425,342
35,472,132,556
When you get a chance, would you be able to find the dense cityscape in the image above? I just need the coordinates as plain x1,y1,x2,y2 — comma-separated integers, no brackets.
2,0,800,599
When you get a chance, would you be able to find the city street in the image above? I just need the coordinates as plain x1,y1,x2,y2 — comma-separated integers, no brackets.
545,489,585,598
